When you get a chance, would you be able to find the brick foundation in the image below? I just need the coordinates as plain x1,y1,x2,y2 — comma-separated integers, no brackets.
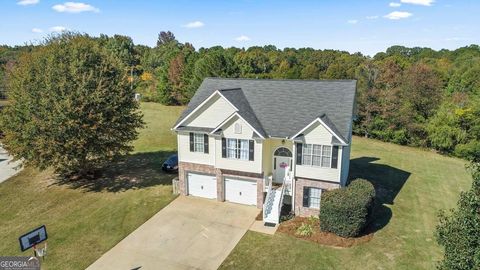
178,162,264,209
294,178,340,217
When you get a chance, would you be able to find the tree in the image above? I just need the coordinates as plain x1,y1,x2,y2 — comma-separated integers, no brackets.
436,162,480,269
0,33,144,177
426,101,466,153
156,31,177,47
402,63,443,120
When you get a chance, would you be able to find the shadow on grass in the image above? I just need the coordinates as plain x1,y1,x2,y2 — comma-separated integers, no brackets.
52,150,177,193
348,157,411,234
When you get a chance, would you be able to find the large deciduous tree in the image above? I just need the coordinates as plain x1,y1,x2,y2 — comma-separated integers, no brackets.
0,33,144,178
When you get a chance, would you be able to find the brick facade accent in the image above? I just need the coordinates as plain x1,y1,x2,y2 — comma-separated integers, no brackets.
294,178,340,217
178,162,217,197
178,162,264,209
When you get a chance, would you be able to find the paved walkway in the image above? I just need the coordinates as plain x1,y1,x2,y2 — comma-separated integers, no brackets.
0,146,22,184
87,196,260,270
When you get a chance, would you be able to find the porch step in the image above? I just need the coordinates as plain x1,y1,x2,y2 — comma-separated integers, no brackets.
263,187,283,224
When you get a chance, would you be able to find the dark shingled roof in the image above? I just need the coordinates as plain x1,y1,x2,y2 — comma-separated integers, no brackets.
176,126,215,133
174,78,356,142
219,88,267,138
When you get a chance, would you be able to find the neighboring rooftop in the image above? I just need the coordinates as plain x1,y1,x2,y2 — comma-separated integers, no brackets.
174,78,357,142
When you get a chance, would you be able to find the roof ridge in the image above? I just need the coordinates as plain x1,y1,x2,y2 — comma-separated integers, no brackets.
218,87,242,91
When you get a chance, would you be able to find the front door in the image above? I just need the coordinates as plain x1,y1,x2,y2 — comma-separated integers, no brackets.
274,156,291,183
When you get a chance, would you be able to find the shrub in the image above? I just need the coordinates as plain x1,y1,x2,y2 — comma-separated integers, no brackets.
296,222,314,237
319,179,375,237
436,162,480,269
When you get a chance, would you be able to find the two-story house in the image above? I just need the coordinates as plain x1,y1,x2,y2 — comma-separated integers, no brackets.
172,78,356,224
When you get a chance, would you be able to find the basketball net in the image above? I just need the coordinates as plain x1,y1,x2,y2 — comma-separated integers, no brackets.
33,242,47,260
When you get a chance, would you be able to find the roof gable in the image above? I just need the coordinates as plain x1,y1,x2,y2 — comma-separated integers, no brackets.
173,90,237,129
291,114,347,145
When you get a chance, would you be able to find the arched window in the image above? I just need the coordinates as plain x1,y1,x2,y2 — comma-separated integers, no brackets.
274,147,292,157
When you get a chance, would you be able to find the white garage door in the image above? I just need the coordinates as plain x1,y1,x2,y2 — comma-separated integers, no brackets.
187,173,217,199
224,177,257,206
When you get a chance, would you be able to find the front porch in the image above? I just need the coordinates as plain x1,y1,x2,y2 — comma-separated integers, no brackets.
262,167,294,225
260,139,296,225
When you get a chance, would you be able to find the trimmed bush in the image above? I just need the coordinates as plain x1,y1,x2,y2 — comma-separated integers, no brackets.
319,179,376,237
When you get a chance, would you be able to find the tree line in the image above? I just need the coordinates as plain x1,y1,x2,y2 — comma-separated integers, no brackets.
1,31,479,160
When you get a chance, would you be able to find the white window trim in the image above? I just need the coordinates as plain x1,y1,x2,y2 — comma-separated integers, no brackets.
307,187,322,209
302,144,332,168
225,138,249,161
193,133,204,153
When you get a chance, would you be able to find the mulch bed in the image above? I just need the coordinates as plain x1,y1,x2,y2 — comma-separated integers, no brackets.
277,217,374,248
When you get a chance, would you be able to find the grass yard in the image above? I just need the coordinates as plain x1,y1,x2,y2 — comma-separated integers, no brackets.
0,102,183,270
220,137,472,270
0,103,472,270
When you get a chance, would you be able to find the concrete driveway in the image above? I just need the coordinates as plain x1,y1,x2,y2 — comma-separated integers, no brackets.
0,146,22,184
87,196,259,270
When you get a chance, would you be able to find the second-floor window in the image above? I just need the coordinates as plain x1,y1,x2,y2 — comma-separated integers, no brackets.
222,138,254,161
189,132,209,154
193,133,204,152
302,144,332,168
227,138,249,160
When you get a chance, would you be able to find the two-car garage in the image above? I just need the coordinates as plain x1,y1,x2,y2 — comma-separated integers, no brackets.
186,172,257,206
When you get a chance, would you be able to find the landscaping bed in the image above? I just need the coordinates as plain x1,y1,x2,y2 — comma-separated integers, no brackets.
277,217,373,248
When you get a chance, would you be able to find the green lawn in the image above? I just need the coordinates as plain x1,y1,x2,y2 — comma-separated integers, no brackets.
0,103,472,270
220,136,472,270
0,102,183,270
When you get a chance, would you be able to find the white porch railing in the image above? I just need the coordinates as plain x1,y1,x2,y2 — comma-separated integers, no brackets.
263,166,293,224
263,175,273,219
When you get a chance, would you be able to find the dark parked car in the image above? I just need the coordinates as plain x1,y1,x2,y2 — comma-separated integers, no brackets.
162,154,178,172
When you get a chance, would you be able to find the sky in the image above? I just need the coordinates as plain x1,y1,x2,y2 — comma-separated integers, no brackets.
1,0,479,56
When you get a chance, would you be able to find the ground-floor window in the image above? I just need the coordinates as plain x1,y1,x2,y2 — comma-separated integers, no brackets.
303,187,322,209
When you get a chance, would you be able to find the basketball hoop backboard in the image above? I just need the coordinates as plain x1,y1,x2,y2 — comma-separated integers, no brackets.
19,225,47,252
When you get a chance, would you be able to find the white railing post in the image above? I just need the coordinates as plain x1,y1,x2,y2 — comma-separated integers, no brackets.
263,175,273,219
276,168,289,223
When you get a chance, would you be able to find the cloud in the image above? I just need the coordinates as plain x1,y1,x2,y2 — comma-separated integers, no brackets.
52,2,99,13
389,2,401,7
17,0,39,5
347,19,358,24
235,35,251,41
31,28,43,33
400,0,434,6
182,21,205,28
366,15,379,19
49,26,68,32
384,11,413,20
